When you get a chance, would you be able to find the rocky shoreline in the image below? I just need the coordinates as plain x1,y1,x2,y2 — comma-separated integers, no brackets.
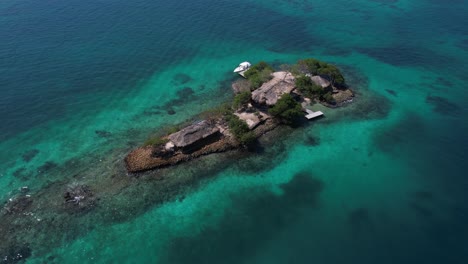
125,118,279,173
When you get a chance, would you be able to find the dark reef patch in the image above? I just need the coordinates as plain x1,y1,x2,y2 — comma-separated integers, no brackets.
148,87,196,116
321,46,353,57
172,73,192,85
176,87,195,98
304,133,320,146
356,45,451,68
63,184,97,214
408,190,435,217
426,95,461,116
37,161,58,174
2,244,32,264
373,113,425,153
370,0,399,4
142,109,162,116
13,168,32,181
95,130,112,138
22,149,39,162
409,202,433,217
349,93,392,120
385,89,398,96
166,108,176,115
411,190,434,200
435,76,454,87
162,172,323,264
3,195,33,215
456,38,468,51
232,128,291,174
348,207,374,234
233,142,287,174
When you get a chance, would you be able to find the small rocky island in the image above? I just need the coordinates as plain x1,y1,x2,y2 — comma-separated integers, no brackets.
125,58,354,173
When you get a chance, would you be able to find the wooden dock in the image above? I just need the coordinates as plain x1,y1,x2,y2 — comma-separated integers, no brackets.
304,109,323,120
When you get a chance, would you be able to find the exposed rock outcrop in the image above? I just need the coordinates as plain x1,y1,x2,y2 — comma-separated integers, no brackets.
309,75,331,88
234,111,270,129
64,184,96,213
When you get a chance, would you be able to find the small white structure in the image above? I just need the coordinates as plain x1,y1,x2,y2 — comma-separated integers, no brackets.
304,109,324,120
233,61,251,77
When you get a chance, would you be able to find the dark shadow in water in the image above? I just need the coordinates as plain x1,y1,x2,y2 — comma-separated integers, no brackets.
146,87,196,116
425,95,461,117
411,190,434,200
304,132,320,146
162,171,324,264
22,149,39,162
348,93,392,121
355,45,450,68
36,161,58,174
385,89,398,97
321,46,354,57
2,244,32,264
333,64,392,121
172,73,192,85
348,207,374,235
95,130,112,138
409,202,433,217
232,127,294,174
233,142,288,174
13,168,32,181
456,38,468,51
408,190,436,218
373,113,425,154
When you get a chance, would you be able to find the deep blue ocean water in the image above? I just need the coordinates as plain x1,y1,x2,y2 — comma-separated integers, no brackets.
0,0,467,263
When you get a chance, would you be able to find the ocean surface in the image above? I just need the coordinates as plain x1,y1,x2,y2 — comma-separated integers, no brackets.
1,0,467,263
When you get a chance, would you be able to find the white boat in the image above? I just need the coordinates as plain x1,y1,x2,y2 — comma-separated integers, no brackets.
233,61,251,73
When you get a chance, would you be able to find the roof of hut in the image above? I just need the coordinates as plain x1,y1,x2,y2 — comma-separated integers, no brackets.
168,121,219,148
251,71,296,106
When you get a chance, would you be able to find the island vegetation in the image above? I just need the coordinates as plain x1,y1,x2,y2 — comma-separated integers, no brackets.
269,94,303,124
125,58,354,173
243,61,274,89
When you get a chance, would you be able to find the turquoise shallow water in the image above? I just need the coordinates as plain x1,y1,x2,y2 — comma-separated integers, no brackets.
1,0,467,263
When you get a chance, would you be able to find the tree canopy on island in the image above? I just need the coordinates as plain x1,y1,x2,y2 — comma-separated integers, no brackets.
232,91,251,110
295,75,336,104
226,114,256,145
295,75,323,98
244,61,274,89
269,94,303,124
297,58,346,87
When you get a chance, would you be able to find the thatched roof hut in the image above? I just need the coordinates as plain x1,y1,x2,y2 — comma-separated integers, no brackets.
251,71,296,106
168,121,219,148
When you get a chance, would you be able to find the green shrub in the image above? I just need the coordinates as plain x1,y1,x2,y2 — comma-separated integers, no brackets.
165,125,180,135
295,75,323,99
244,61,273,78
200,102,232,120
269,94,303,124
228,115,249,136
297,58,346,87
238,131,256,145
322,92,336,104
232,91,252,109
227,115,256,145
244,61,274,89
144,136,169,147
